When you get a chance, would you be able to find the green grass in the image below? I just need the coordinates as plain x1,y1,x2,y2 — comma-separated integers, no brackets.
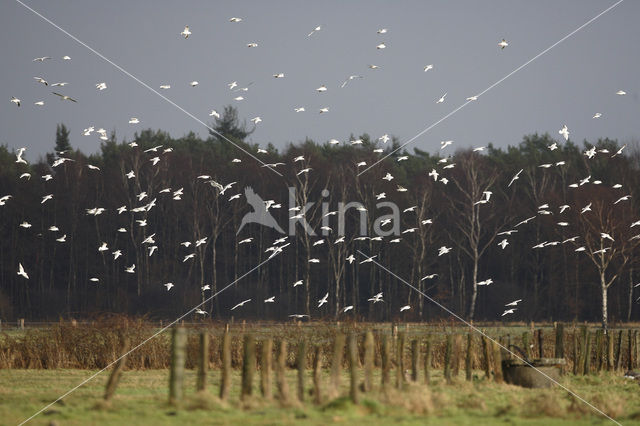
1,369,639,425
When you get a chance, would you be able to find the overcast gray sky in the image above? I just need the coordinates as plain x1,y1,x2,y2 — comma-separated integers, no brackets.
1,0,638,162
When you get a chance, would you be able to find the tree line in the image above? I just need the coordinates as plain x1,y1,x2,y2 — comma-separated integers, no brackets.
1,106,639,328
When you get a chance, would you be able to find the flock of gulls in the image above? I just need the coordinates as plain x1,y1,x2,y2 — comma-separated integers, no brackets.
4,16,635,320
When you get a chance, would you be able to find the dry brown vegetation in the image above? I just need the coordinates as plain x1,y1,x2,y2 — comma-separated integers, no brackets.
2,317,639,374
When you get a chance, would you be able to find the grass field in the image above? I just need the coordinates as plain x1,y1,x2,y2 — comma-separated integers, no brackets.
1,368,639,425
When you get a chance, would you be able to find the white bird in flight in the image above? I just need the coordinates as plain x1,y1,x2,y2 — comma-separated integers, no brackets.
614,195,631,204
17,263,29,279
498,38,509,49
341,75,363,88
436,93,447,103
440,140,453,149
231,299,251,310
308,25,321,37
52,92,77,102
438,246,451,256
368,292,384,303
181,25,191,38
558,125,570,141
360,255,377,264
508,169,523,187
318,292,329,307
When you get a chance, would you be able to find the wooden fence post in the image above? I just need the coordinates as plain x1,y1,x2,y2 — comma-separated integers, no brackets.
444,334,453,384
396,332,406,388
411,339,419,382
296,339,307,402
492,340,503,383
633,330,640,368
348,334,359,404
555,323,564,359
583,331,592,375
381,334,390,390
452,334,462,377
331,333,346,392
578,326,588,375
276,339,290,404
572,329,579,375
169,327,187,405
241,334,256,400
363,331,374,391
615,330,623,371
465,333,473,381
595,329,603,373
313,345,322,404
522,332,532,360
607,331,614,371
196,331,209,392
261,338,273,399
537,329,544,358
104,334,130,402
424,338,432,385
627,329,633,370
219,330,231,400
481,334,492,379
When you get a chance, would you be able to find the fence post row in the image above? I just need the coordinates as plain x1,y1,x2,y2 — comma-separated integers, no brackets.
157,324,640,407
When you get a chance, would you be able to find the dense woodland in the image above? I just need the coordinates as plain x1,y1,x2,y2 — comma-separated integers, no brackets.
1,106,639,327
